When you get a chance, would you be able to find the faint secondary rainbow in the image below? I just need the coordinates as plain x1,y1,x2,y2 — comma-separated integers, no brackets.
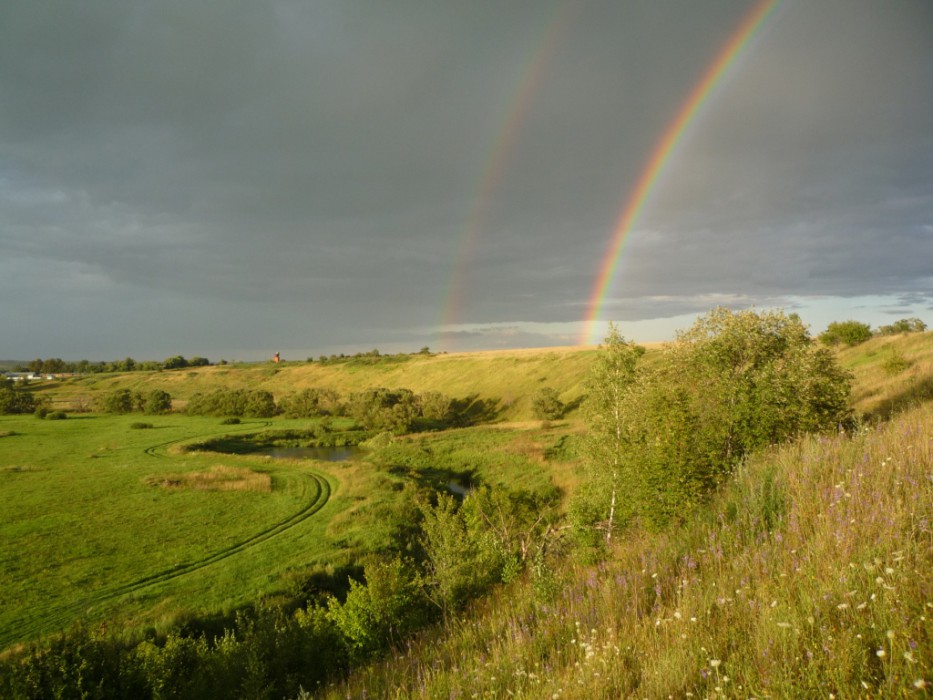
579,0,780,345
439,0,584,351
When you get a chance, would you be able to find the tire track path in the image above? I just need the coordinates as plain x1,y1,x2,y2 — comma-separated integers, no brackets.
3,422,334,648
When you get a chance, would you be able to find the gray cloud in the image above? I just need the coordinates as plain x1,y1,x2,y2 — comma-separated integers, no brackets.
1,0,931,359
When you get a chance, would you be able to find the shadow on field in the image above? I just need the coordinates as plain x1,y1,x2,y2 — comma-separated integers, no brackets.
864,375,933,422
450,394,500,426
385,464,476,496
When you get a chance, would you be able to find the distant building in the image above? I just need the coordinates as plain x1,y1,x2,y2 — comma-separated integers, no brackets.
3,372,40,382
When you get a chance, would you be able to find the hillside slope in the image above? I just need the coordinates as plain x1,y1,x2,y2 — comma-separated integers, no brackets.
322,401,932,698
36,346,601,421
31,332,933,423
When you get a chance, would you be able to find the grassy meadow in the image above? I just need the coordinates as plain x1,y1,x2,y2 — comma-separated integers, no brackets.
0,415,346,649
0,330,931,696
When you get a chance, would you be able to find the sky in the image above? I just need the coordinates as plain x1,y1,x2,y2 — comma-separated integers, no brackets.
2,0,931,361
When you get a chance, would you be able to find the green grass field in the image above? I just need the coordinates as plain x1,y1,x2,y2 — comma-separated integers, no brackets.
0,414,580,652
0,415,349,649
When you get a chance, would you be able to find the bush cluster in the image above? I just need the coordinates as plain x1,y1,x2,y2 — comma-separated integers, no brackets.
186,389,276,418
95,389,173,415
878,317,927,335
0,379,37,415
577,309,853,537
818,319,873,346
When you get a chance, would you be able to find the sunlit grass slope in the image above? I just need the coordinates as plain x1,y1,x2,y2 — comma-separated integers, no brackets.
322,402,932,699
34,347,602,421
30,333,933,424
837,332,933,420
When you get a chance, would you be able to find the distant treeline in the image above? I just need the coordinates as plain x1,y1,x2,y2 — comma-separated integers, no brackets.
17,347,438,374
818,316,926,346
17,355,212,374
314,346,433,366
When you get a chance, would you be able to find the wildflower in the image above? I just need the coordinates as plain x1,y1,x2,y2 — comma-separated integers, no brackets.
913,679,926,690
836,603,849,610
876,649,886,658
904,652,915,663
886,630,895,640
710,659,721,668
884,567,894,575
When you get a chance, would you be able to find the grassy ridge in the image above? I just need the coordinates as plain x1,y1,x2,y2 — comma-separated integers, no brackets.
31,347,601,421
323,402,932,698
27,333,933,423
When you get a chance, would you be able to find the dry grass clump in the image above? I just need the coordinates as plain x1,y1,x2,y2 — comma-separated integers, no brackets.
145,465,272,493
323,403,932,699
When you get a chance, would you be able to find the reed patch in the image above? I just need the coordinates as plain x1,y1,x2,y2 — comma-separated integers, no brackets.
145,465,272,493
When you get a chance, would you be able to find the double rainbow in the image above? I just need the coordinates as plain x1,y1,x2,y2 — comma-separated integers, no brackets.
579,0,780,345
439,0,584,349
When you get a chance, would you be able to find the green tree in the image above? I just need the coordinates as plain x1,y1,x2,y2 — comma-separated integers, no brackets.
162,355,188,370
418,494,498,614
581,310,852,533
142,389,173,415
419,391,452,423
0,379,36,414
99,389,134,414
879,317,927,335
819,319,872,346
531,387,565,420
326,558,426,661
348,388,418,433
575,324,642,545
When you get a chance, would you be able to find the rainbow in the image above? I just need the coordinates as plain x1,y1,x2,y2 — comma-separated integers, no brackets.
439,0,584,350
579,0,780,345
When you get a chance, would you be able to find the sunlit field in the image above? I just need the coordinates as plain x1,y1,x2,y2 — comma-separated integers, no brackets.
0,415,340,648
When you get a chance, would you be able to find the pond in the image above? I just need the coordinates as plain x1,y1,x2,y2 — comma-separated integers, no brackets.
254,445,365,462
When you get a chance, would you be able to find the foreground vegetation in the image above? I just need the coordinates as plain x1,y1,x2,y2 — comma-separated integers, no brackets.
324,401,931,698
1,313,930,697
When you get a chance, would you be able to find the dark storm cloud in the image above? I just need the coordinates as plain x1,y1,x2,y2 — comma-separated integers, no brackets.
1,0,931,358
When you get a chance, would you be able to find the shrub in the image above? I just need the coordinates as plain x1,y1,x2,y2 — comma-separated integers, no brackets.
130,422,154,430
46,411,67,420
221,417,241,425
187,389,278,418
819,319,872,346
141,389,172,415
878,317,927,335
580,309,852,534
882,346,910,375
0,385,36,414
97,389,134,414
531,387,565,420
